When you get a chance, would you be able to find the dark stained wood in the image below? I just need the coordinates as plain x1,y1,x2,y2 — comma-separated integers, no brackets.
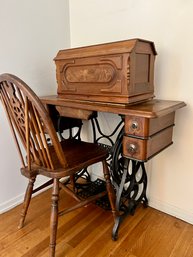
0,73,117,257
0,189,193,257
54,38,156,104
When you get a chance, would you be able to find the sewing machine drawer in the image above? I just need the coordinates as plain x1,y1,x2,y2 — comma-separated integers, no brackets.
124,112,175,138
123,112,175,161
123,126,174,161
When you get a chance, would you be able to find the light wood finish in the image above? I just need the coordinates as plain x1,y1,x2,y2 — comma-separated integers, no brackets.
41,96,186,118
123,126,174,161
0,74,117,257
124,112,175,138
0,189,193,257
123,112,176,161
54,38,156,104
55,106,95,120
41,96,185,162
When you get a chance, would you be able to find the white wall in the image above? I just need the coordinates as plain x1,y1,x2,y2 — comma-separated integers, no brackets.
69,0,193,224
0,0,70,212
1,0,193,226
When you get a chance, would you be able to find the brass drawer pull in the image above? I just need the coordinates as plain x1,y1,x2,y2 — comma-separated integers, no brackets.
131,121,138,130
127,143,137,154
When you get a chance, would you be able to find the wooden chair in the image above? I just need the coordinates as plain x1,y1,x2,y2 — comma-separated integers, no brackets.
0,73,117,257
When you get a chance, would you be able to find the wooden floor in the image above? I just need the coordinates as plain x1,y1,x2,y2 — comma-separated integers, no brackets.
0,189,193,257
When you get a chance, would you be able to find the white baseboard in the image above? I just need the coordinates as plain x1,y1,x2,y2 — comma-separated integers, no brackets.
0,181,52,214
91,172,193,225
2,178,193,227
149,197,193,225
0,193,24,214
92,171,193,224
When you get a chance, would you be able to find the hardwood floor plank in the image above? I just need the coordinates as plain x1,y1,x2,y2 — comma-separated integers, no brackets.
0,188,193,257
109,209,193,257
169,223,193,257
66,211,113,257
78,207,150,257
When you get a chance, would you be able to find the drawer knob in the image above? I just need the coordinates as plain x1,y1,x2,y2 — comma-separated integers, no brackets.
131,121,138,130
127,143,137,154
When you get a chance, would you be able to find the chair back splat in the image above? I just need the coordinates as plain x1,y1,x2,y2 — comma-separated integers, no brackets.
0,73,67,173
0,73,117,257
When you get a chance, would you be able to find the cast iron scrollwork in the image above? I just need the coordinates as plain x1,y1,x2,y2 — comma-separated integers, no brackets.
90,115,148,240
56,110,148,240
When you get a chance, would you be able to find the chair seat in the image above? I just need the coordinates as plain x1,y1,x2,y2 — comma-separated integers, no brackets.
0,73,116,257
21,139,109,178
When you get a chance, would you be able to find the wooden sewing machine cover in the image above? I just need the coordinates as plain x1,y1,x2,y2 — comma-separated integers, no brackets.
54,38,157,104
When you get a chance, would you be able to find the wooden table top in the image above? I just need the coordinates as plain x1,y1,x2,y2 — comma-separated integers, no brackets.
41,95,186,118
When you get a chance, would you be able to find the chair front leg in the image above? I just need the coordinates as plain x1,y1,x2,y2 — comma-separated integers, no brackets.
18,177,36,229
50,178,60,257
102,160,117,220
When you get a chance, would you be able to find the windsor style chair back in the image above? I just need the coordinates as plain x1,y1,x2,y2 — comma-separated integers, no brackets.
0,73,116,257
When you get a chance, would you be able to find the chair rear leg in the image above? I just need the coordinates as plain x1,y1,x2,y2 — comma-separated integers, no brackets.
102,160,117,219
50,178,60,257
18,177,36,229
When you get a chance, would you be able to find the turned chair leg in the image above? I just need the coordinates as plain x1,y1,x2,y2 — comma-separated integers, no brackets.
70,174,76,192
18,177,36,229
102,161,117,220
50,178,60,257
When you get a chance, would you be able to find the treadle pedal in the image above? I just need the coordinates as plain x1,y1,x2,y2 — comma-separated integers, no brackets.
77,178,111,210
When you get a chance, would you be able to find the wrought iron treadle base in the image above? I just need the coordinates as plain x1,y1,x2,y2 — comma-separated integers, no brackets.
57,113,148,241
76,178,111,210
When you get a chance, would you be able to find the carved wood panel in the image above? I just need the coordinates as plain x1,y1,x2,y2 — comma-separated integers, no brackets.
58,55,124,94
